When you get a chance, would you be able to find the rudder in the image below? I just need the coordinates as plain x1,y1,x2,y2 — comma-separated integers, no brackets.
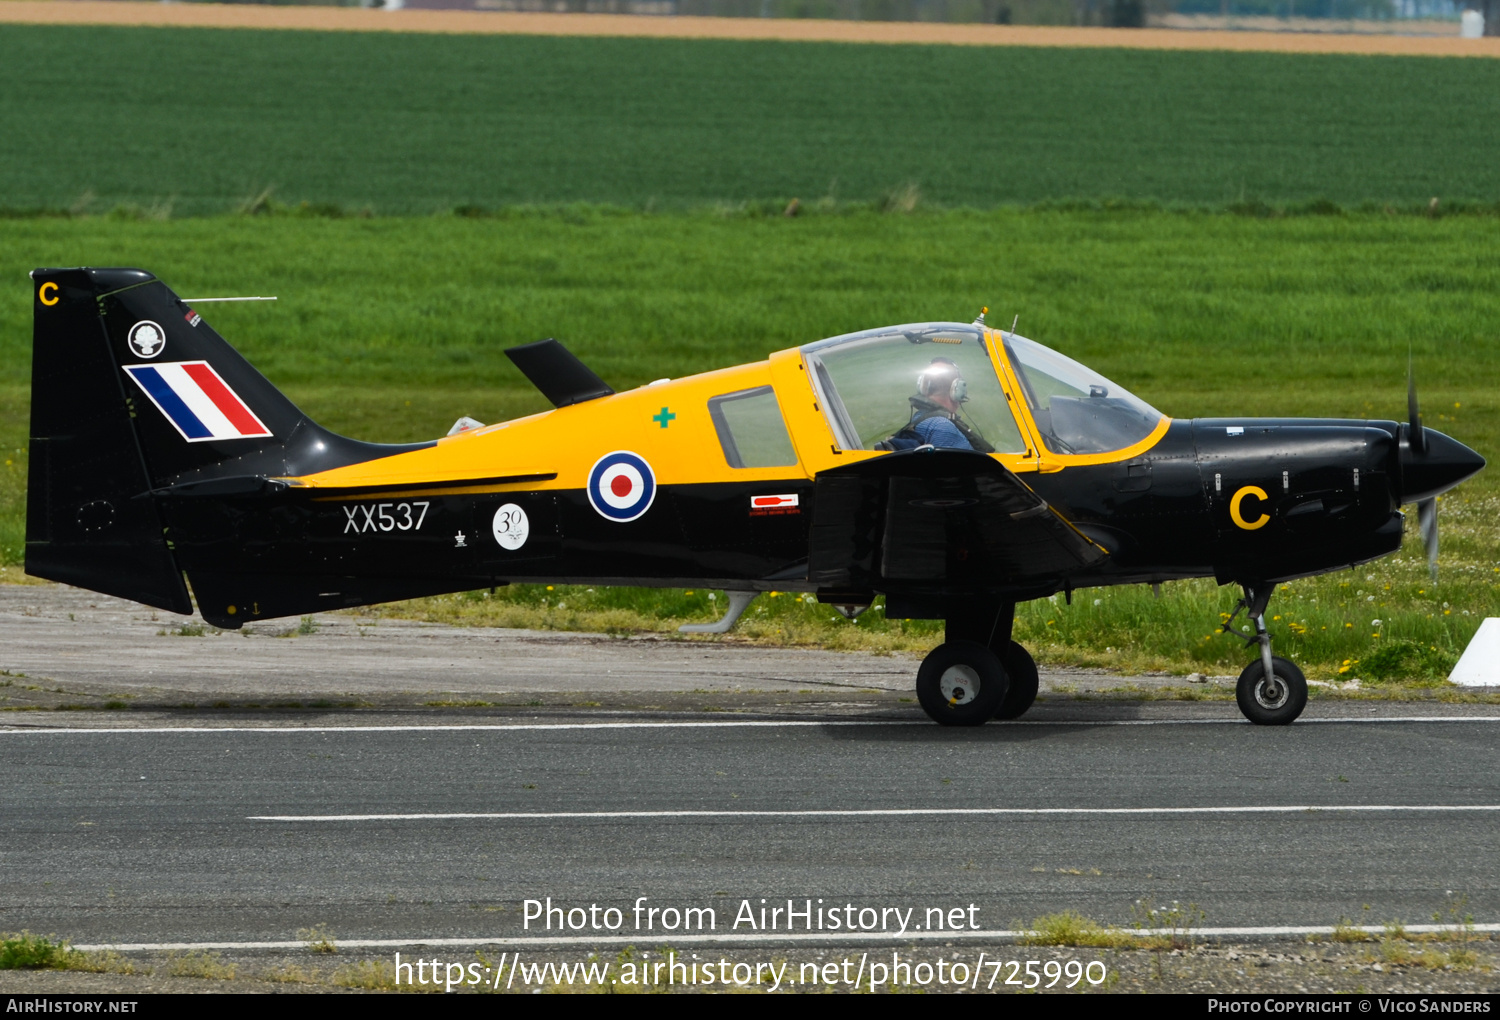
27,269,193,612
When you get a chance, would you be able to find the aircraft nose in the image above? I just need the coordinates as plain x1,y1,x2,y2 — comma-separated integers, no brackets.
1400,428,1486,503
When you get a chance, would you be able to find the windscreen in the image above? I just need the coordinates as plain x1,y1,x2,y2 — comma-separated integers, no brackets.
1003,333,1163,455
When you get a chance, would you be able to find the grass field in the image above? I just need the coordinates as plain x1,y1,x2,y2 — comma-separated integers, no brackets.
2,206,1497,679
6,26,1500,213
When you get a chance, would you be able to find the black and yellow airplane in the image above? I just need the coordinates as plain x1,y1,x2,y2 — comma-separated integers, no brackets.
26,268,1485,727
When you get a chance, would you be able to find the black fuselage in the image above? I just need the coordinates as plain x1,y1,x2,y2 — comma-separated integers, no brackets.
156,416,1480,629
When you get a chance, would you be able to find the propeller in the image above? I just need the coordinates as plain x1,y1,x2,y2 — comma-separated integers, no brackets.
1407,357,1439,578
1407,354,1426,455
1418,497,1439,581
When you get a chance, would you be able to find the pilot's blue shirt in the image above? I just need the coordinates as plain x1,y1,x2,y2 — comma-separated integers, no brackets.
913,416,974,451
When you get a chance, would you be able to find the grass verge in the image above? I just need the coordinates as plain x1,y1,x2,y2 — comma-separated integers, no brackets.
0,933,135,975
1020,911,1141,949
2,209,1497,677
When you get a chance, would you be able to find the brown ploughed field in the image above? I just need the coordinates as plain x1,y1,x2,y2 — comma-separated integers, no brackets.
1,0,1498,57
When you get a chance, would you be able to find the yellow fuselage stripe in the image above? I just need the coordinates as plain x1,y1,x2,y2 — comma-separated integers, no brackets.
289,338,1169,492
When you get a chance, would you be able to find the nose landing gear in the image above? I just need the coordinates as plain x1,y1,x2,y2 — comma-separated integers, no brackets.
1225,583,1307,726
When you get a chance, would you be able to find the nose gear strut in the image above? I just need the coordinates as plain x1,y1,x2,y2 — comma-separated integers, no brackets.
1222,582,1308,725
1223,582,1277,690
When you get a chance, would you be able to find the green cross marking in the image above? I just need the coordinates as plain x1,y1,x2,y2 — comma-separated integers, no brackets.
653,407,676,429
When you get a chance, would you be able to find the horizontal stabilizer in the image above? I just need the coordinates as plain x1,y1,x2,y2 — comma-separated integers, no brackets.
146,475,290,500
149,471,559,501
505,338,614,408
297,472,558,500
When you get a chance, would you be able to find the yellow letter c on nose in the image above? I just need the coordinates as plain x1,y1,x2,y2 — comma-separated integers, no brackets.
38,282,59,306
1230,485,1270,531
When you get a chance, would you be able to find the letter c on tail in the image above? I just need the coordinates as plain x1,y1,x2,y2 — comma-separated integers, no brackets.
38,282,59,306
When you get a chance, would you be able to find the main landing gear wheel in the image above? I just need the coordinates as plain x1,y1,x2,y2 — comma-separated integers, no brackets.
916,640,1008,726
1236,656,1308,726
995,641,1039,720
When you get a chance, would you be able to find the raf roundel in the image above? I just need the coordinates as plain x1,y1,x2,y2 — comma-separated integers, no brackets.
127,320,166,359
587,451,656,523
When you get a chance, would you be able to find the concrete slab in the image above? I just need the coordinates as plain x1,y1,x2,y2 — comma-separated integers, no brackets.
0,583,923,701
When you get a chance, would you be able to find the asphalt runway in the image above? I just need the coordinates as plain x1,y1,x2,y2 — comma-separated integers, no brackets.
3,714,1498,946
3,582,1497,951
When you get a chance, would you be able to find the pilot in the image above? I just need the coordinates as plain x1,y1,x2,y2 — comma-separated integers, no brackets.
877,357,993,453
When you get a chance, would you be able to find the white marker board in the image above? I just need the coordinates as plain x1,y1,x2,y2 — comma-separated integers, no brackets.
1449,618,1500,687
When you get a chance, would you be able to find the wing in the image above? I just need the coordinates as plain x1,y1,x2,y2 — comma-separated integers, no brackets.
808,448,1105,593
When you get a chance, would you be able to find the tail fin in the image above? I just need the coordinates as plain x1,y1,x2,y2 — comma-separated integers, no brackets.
26,267,429,612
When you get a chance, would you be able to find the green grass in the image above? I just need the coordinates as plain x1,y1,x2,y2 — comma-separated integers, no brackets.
0,932,133,974
3,207,1498,677
6,208,1500,393
1019,910,1139,948
6,26,1500,214
0,932,69,970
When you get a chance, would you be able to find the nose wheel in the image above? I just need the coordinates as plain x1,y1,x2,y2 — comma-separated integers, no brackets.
1236,655,1307,726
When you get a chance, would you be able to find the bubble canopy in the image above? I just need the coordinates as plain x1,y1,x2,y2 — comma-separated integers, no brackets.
800,323,1162,457
801,324,1024,454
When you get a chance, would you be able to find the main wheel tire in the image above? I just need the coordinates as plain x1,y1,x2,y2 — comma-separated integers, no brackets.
995,641,1040,720
916,640,1008,726
1236,655,1308,726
